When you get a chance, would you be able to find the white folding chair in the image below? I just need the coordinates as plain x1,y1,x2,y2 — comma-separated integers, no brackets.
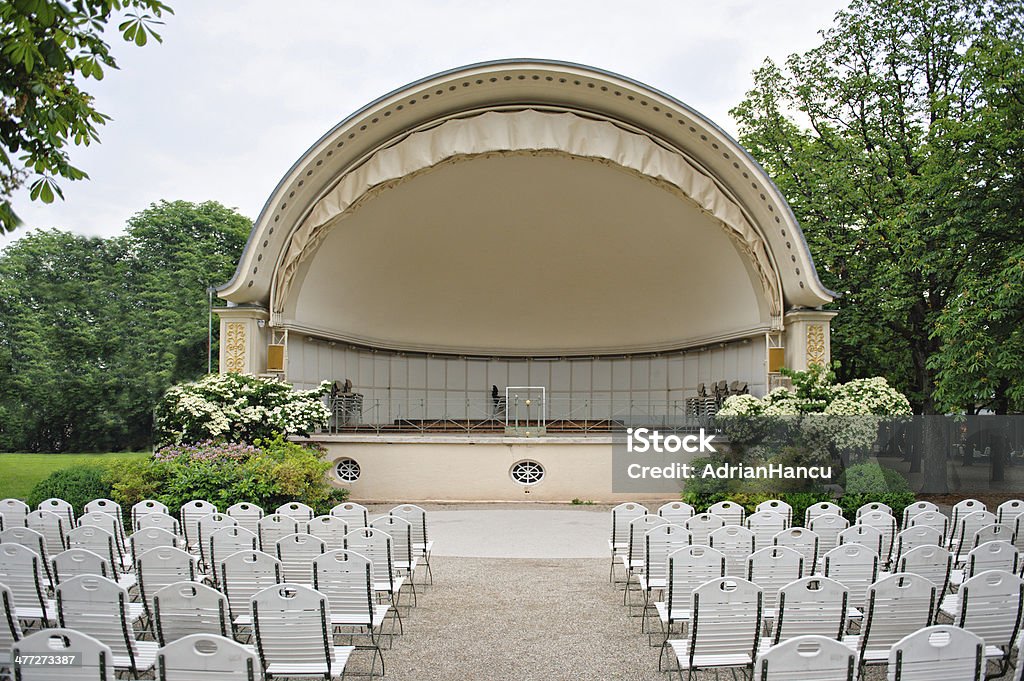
810,513,850,563
857,510,897,565
747,510,788,551
157,633,261,681
608,502,648,581
197,513,238,570
773,528,819,572
226,502,265,537
887,625,984,681
950,569,1024,677
331,502,370,529
27,509,69,556
276,502,314,523
996,500,1024,525
755,635,855,681
971,522,1016,550
805,501,844,525
838,524,885,559
747,545,804,619
55,574,157,676
909,510,950,547
13,628,114,681
130,500,169,529
344,528,405,609
655,545,726,650
756,500,793,528
219,550,281,629
275,533,326,586
136,511,181,535
843,572,937,673
1,526,54,587
951,511,999,565
258,514,299,553
708,500,745,526
856,502,893,520
822,543,879,619
0,499,29,528
77,512,129,568
893,525,943,566
950,500,988,551
208,527,258,587
129,526,180,566
314,549,391,672
950,540,1020,592
0,581,24,666
67,525,133,588
664,577,762,676
370,515,419,602
710,524,756,578
658,501,695,526
390,504,432,585
307,515,349,550
0,542,50,625
685,512,725,547
37,498,75,529
898,544,952,596
768,577,848,646
179,500,217,553
637,524,691,626
250,583,354,679
83,499,121,517
136,546,197,618
153,580,232,646
902,500,940,528
50,548,111,585
618,515,667,594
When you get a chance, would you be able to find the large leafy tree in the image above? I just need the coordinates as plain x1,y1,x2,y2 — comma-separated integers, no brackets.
0,0,172,232
0,200,249,452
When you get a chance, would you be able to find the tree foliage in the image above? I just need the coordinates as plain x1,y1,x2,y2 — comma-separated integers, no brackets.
0,0,172,232
731,0,1023,414
0,200,249,451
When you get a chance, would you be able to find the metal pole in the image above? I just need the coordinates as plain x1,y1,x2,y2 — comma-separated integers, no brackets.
206,286,216,374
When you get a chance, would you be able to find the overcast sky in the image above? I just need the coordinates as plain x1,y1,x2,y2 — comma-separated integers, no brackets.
1,0,849,252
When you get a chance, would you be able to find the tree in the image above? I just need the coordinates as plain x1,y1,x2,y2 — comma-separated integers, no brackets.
0,0,173,232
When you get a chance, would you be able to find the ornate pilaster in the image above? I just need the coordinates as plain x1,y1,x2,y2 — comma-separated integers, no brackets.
215,306,270,375
783,309,838,372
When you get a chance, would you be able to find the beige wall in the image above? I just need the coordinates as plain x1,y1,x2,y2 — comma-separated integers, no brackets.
317,436,674,503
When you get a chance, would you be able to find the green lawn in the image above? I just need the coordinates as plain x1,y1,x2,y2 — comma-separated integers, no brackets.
0,452,149,500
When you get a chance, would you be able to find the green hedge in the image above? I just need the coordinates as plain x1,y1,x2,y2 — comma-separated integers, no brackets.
26,466,113,515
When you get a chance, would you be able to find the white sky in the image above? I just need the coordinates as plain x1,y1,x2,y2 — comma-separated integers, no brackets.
0,0,848,251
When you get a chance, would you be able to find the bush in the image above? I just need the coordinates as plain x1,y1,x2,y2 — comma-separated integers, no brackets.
26,466,113,516
836,461,916,521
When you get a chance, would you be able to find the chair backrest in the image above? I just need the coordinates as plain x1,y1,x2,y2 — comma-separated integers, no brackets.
664,545,726,620
50,548,110,584
747,510,788,551
55,575,143,668
965,540,1019,581
78,511,127,555
644,524,691,582
218,550,281,621
27,509,69,555
902,501,939,527
822,544,879,611
306,515,349,550
893,526,943,565
331,502,369,529
251,583,338,674
14,627,114,681
389,504,428,546
1,526,52,584
84,499,122,517
755,635,855,681
275,502,314,522
856,502,892,520
609,502,648,548
857,510,897,563
37,498,76,528
809,513,849,557
773,527,819,570
208,527,258,585
0,542,49,621
1012,513,1024,556
258,514,299,553
685,512,726,546
996,499,1024,525
756,500,793,527
970,522,1015,551
275,533,326,585
747,545,804,613
684,577,762,666
136,511,181,534
66,525,120,578
909,510,949,546
951,499,987,528
622,514,667,563
226,503,265,536
859,572,937,661
0,581,24,650
130,500,169,528
0,498,29,527
709,525,756,577
156,633,261,681
898,544,952,595
197,513,238,566
180,500,217,550
129,526,180,564
369,515,415,565
888,625,984,681
136,546,197,615
805,502,844,525
313,550,375,626
838,524,884,558
153,580,230,646
951,511,998,558
773,577,848,644
708,500,745,525
344,527,395,589
657,501,695,525
954,569,1024,650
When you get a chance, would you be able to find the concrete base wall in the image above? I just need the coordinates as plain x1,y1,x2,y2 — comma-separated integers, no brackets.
313,435,674,503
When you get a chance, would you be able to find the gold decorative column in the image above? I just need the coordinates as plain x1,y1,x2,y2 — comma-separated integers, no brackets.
782,309,838,372
215,306,270,375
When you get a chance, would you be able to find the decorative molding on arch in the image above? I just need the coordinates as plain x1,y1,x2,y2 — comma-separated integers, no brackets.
272,109,782,319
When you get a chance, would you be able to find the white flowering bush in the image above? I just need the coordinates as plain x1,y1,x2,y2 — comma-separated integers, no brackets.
154,373,331,445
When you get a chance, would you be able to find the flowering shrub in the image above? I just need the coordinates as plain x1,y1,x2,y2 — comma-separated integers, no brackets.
154,373,331,445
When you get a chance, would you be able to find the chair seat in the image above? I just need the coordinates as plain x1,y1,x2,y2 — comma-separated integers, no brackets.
939,594,960,618
654,601,690,623
264,646,353,676
15,599,56,624
638,576,666,591
413,541,433,554
395,557,419,572
617,556,643,570
609,541,627,553
111,641,158,672
668,640,752,670
374,575,406,594
116,574,137,591
330,605,390,628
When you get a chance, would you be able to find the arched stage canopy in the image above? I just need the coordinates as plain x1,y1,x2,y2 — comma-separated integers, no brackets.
220,59,834,359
